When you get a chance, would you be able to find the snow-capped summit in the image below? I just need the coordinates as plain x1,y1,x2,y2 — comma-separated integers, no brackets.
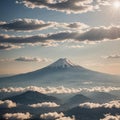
49,58,75,68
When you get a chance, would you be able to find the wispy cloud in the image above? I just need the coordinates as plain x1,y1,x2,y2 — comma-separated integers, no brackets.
28,102,60,108
15,56,51,62
104,54,120,59
79,100,120,109
0,86,120,94
0,100,17,108
3,112,32,120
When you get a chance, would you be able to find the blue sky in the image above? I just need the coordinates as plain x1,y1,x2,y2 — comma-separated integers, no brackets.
0,0,120,75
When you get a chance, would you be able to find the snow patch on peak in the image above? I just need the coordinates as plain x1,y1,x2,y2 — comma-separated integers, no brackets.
49,58,75,68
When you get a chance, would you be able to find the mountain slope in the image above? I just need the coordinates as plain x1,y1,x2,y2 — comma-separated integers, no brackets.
0,58,120,87
4,91,60,105
89,92,118,103
64,94,91,108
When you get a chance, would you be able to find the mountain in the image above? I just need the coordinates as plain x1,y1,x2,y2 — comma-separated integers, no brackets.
89,92,118,103
64,94,91,108
0,58,120,87
66,106,120,120
4,91,60,105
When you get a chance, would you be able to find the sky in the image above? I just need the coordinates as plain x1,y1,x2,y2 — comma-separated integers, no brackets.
0,0,120,75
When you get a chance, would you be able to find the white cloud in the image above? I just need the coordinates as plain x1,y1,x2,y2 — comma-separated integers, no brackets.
100,114,120,120
3,112,32,120
56,116,75,120
67,45,84,48
40,112,64,119
79,100,120,109
29,102,60,108
0,86,120,94
0,100,17,108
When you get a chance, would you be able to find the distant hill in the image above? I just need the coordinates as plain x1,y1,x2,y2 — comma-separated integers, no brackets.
66,106,120,120
89,92,118,103
4,91,60,105
64,94,91,108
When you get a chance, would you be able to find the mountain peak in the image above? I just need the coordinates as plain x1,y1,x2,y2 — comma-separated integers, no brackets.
49,58,75,68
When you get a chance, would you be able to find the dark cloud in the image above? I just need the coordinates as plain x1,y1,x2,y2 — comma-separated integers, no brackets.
0,19,88,31
0,44,21,50
15,57,51,62
18,0,95,14
0,18,55,32
0,26,120,45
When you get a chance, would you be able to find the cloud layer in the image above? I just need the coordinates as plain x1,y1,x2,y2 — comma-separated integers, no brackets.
18,0,95,14
0,19,88,32
79,100,120,109
3,112,32,120
0,100,17,108
29,102,60,108
0,25,120,46
0,86,120,94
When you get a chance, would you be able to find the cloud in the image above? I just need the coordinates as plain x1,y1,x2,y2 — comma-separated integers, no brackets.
97,0,113,6
79,100,120,109
0,18,55,32
0,19,88,32
56,116,75,120
59,22,89,30
0,43,21,50
28,102,60,108
66,45,84,48
3,112,32,120
15,56,51,62
40,112,64,119
0,100,17,108
17,0,96,14
0,86,120,94
0,25,120,46
100,114,120,120
40,112,75,120
104,54,120,59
